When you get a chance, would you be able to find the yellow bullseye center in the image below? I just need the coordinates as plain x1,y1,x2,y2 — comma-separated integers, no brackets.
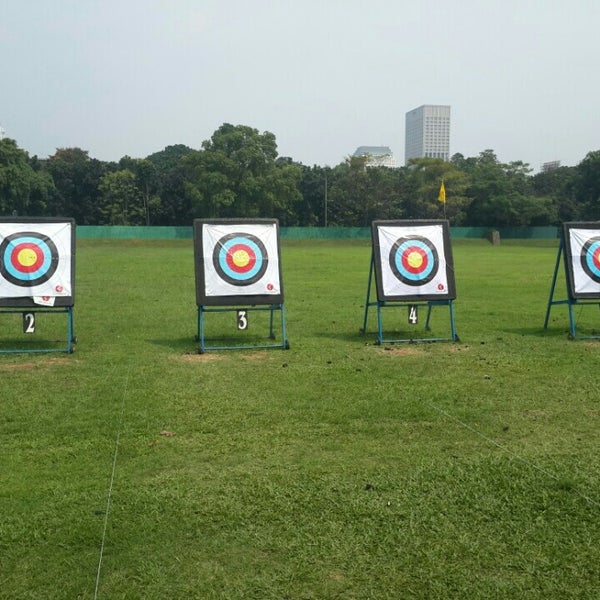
17,248,38,267
232,249,250,267
407,251,423,269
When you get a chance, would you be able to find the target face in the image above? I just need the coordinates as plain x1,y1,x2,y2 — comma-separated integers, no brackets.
213,233,268,286
564,223,600,298
580,236,600,283
194,219,283,306
389,236,439,286
372,220,455,301
0,220,74,306
0,232,59,287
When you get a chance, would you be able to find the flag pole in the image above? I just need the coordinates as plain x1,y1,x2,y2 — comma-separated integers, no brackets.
438,179,446,220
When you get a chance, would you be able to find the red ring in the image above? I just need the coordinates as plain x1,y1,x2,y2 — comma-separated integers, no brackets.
401,246,429,274
10,242,45,273
225,243,257,273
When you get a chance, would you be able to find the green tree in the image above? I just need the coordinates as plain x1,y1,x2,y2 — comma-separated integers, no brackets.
405,158,471,224
45,147,109,224
327,157,370,226
575,150,600,219
146,145,195,225
119,156,161,225
532,165,580,223
463,150,553,226
98,169,146,225
295,164,327,226
184,123,302,223
326,158,410,226
0,138,54,216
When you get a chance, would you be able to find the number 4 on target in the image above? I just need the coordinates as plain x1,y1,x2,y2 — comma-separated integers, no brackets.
408,305,418,325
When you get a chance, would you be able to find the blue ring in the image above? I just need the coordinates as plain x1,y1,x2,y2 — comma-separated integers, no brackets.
581,237,600,282
218,236,264,281
212,232,269,287
0,232,59,287
394,240,435,281
3,237,53,281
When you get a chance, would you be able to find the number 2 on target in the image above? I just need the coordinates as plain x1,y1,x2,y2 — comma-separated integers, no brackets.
23,312,36,334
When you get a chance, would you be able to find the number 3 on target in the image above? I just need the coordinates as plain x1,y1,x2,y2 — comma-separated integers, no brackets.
237,310,248,330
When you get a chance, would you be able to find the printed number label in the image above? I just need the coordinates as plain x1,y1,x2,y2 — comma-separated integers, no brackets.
23,312,36,334
408,305,418,325
237,310,248,331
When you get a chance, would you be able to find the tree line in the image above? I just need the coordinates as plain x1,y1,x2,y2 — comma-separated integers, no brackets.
2,122,600,228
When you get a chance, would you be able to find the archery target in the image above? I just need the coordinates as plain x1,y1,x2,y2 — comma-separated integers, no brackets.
580,237,600,283
372,220,455,301
195,220,283,305
0,221,73,301
213,233,268,286
565,225,600,298
389,236,439,286
0,232,59,287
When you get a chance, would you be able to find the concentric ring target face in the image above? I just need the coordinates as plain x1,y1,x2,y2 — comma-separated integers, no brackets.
213,233,268,286
580,236,600,283
389,235,439,286
0,232,59,287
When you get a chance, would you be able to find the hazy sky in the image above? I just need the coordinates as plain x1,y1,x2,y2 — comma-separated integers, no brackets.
2,1,599,171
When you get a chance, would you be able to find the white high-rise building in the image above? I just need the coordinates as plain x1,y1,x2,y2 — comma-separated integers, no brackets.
0,124,5,140
405,105,451,164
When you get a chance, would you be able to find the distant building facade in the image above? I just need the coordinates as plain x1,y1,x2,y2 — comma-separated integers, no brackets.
352,146,397,168
541,160,561,172
405,105,451,164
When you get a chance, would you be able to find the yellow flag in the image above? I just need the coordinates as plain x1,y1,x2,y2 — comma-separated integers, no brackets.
438,180,446,204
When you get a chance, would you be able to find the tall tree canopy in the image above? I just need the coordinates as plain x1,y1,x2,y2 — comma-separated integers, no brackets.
184,123,302,223
0,138,54,216
45,147,109,224
3,126,600,229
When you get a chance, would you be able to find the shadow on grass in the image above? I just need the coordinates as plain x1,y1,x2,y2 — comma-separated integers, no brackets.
148,336,198,353
149,334,290,354
501,326,565,338
313,328,453,345
503,325,600,339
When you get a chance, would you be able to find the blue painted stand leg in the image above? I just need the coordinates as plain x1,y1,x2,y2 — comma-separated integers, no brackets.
376,302,384,344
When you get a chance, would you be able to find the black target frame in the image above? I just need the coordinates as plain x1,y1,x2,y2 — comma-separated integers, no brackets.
193,218,289,353
544,222,600,339
362,220,458,344
0,218,76,354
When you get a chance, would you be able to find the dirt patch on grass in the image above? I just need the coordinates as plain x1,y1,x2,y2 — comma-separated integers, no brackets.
379,343,469,357
177,350,272,363
238,351,271,361
177,350,269,364
381,346,425,357
177,352,224,363
0,356,75,371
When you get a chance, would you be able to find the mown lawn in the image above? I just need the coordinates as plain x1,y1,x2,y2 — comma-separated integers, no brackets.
1,238,599,599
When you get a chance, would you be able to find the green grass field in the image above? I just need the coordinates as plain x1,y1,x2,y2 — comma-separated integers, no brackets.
1,238,599,599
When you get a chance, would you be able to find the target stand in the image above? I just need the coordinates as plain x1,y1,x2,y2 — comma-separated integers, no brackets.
544,222,600,339
361,220,458,344
193,219,289,353
0,218,76,354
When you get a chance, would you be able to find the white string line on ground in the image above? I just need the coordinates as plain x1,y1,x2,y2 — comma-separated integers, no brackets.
426,400,600,508
94,372,129,600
